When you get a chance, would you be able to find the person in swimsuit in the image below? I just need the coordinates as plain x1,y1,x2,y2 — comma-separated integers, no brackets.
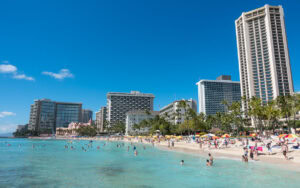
180,160,184,165
206,159,211,166
208,153,213,165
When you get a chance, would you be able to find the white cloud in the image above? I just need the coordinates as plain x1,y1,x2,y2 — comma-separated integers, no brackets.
0,64,17,73
0,62,34,81
42,69,74,80
13,74,35,81
0,111,16,118
0,124,17,134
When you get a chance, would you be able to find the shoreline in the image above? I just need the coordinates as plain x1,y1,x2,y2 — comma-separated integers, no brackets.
27,136,300,172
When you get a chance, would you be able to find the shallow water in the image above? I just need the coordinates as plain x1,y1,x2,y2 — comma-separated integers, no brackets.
0,138,299,188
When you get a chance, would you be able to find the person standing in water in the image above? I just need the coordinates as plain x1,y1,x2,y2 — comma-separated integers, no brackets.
134,150,138,156
180,160,184,165
208,153,213,165
206,159,211,166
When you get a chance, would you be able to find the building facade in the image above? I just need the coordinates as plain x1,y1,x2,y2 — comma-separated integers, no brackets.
196,76,241,115
106,91,154,127
81,109,93,123
28,99,82,133
96,107,107,132
159,99,197,125
125,110,159,136
235,5,294,106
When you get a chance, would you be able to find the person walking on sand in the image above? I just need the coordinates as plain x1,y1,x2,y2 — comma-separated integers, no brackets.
282,144,288,160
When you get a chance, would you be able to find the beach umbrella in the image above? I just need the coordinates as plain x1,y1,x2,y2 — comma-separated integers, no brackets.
279,134,287,138
195,135,200,137
250,133,257,137
221,134,230,138
212,136,219,140
203,133,215,137
285,134,298,138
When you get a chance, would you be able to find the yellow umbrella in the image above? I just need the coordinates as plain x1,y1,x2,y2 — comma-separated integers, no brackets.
221,134,230,138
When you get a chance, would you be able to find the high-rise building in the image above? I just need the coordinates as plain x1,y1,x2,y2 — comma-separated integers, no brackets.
28,99,82,133
106,91,154,126
96,107,107,132
81,109,93,123
159,99,197,125
125,110,159,136
196,76,241,115
235,5,294,106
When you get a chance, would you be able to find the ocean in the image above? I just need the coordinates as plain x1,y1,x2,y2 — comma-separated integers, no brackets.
0,138,299,188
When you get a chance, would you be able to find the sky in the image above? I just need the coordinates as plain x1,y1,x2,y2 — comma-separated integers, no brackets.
0,0,299,133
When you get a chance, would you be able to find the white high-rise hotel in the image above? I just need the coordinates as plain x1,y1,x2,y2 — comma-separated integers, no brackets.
235,5,294,104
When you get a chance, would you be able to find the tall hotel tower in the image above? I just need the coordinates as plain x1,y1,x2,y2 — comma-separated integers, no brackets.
235,5,294,105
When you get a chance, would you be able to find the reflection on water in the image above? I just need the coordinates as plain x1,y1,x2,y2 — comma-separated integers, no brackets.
0,138,300,188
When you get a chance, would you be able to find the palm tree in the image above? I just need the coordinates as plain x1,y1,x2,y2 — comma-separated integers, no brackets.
276,95,292,132
287,94,300,130
264,101,280,133
248,96,265,134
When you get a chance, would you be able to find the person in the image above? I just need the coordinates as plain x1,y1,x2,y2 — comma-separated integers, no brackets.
282,144,288,160
180,160,184,165
208,153,213,165
242,155,248,163
143,146,146,150
243,146,248,157
97,146,100,150
134,150,138,156
266,142,272,155
250,149,254,160
206,159,211,166
133,146,136,151
199,139,202,149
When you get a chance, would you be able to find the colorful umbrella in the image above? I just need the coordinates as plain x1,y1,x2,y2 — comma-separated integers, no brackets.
279,134,287,138
221,134,230,138
250,133,257,137
212,136,219,139
285,134,298,138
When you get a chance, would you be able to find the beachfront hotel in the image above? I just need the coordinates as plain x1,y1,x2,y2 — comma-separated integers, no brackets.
196,75,241,115
235,5,294,107
28,99,82,134
106,91,154,127
159,99,197,125
81,109,93,123
96,106,107,132
125,110,159,136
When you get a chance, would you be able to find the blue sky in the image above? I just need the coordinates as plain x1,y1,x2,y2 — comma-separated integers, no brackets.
0,0,299,133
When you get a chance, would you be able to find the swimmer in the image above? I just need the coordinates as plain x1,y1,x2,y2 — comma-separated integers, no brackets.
127,146,130,152
143,146,146,150
206,159,211,166
133,146,136,150
97,146,100,150
180,160,184,165
134,150,138,156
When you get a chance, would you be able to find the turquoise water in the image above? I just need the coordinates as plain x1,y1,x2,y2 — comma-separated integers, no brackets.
0,138,299,188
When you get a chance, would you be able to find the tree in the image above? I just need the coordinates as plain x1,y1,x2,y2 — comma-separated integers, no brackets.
276,95,292,132
248,97,265,133
76,126,97,137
